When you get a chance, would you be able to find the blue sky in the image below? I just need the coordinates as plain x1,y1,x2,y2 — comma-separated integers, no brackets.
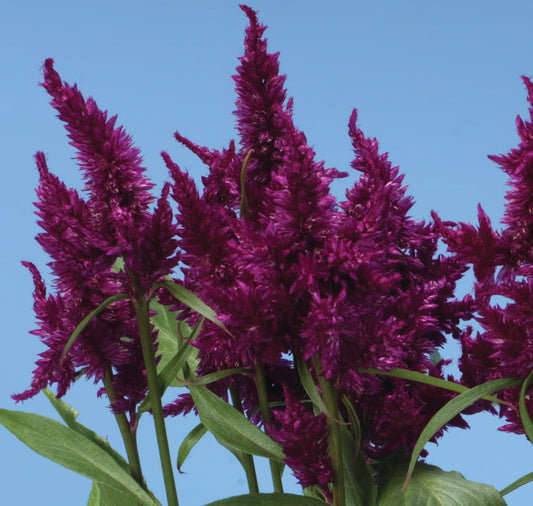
2,0,533,504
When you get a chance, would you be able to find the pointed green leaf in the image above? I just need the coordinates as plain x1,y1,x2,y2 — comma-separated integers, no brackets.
361,368,513,407
0,409,160,506
341,394,362,444
138,314,202,414
378,462,505,505
43,389,129,472
405,377,521,487
500,471,533,496
157,280,233,337
302,487,326,501
295,354,332,418
62,293,130,360
340,425,377,506
177,423,208,473
189,385,285,461
519,370,533,444
204,493,327,505
179,368,252,387
239,149,253,218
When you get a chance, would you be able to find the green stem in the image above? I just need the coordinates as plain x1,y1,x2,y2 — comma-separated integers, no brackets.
255,361,284,493
130,272,179,506
312,356,344,506
229,386,259,493
103,368,144,487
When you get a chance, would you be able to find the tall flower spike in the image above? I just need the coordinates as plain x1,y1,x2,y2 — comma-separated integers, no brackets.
444,77,533,434
488,76,533,266
233,6,305,222
342,109,415,246
13,262,75,401
42,59,154,254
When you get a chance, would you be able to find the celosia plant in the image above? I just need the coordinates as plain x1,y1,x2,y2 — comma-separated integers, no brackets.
2,5,533,506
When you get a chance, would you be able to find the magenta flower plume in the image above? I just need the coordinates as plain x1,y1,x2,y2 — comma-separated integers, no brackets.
269,387,333,498
16,63,179,422
159,8,474,473
443,76,533,434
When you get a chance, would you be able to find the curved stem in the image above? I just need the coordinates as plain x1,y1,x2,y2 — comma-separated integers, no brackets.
229,385,259,493
130,272,179,506
103,368,144,486
255,361,284,493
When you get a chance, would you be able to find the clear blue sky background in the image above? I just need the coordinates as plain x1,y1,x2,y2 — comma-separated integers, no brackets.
2,0,533,504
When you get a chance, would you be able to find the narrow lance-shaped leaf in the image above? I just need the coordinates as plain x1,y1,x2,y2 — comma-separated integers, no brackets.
361,367,515,409
500,471,533,497
339,425,377,506
61,293,130,361
240,149,253,218
0,409,161,506
519,369,533,444
404,377,522,489
188,384,285,461
138,317,203,414
295,354,333,418
177,423,208,473
177,368,252,387
43,389,129,473
157,279,233,337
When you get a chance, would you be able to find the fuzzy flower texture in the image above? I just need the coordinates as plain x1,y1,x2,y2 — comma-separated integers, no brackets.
16,4,533,495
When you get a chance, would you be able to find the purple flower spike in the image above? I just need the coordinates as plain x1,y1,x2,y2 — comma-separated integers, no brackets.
443,77,533,435
13,262,75,402
42,59,154,254
269,386,332,498
16,62,181,421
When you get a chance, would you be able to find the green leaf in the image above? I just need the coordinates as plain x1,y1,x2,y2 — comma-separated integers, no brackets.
43,389,130,473
87,481,139,506
500,471,533,496
189,385,285,462
405,377,521,488
157,280,233,337
177,423,208,472
0,409,160,506
62,293,130,360
150,299,193,371
519,370,533,444
204,493,327,505
378,461,506,506
361,368,513,407
340,425,377,506
295,354,332,418
302,487,326,501
138,307,202,414
341,393,362,444
239,149,253,219
179,368,252,387
112,257,125,273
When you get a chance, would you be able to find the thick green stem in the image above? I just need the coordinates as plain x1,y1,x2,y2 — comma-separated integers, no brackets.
255,361,284,493
130,273,179,506
103,368,144,487
312,356,344,506
229,386,259,493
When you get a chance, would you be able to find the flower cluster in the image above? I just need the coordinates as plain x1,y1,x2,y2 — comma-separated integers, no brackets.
14,59,179,424
19,4,533,499
162,5,474,491
443,76,533,434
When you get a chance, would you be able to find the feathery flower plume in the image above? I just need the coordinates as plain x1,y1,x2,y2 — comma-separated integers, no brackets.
446,77,533,433
16,61,179,423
